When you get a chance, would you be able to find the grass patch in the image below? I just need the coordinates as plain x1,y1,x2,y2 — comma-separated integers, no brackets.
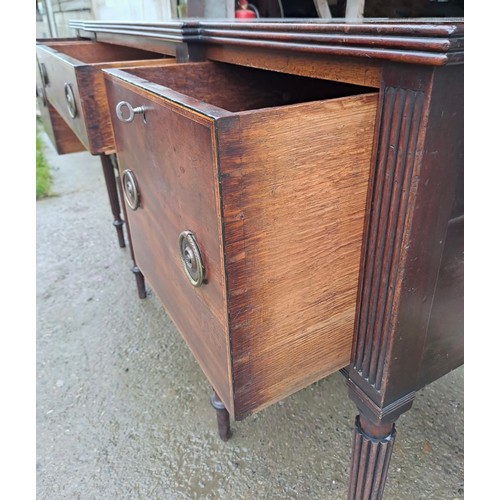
36,126,52,199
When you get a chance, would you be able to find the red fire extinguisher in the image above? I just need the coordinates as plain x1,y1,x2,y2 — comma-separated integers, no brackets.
235,0,259,19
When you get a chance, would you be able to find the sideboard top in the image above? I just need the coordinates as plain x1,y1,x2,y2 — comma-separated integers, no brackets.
69,18,464,66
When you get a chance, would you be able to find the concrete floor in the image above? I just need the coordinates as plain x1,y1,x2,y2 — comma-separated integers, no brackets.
36,128,464,499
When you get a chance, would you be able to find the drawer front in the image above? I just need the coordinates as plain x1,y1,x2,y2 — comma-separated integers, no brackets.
36,45,90,150
36,42,174,154
106,80,232,408
36,57,84,155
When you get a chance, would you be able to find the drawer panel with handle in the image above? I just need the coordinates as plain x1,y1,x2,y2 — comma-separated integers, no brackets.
104,61,379,419
36,54,85,155
36,40,173,154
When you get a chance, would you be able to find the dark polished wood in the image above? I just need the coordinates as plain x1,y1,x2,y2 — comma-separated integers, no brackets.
105,72,232,404
35,40,174,257
417,215,464,388
210,391,232,442
131,265,147,300
100,154,125,248
35,40,172,155
42,18,463,497
347,62,464,422
105,61,379,419
70,20,200,60
111,154,147,299
38,102,86,155
346,60,463,496
36,56,85,155
348,415,396,500
70,18,464,65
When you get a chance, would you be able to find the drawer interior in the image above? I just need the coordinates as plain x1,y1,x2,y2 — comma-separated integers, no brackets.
42,41,164,64
125,61,377,113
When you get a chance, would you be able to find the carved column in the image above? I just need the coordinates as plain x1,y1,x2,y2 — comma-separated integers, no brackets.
349,416,396,500
347,62,464,498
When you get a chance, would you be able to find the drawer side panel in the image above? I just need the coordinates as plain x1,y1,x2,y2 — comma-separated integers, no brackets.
219,93,379,418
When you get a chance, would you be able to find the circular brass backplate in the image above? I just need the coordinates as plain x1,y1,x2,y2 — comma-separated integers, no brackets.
122,169,140,211
178,231,205,287
64,83,77,119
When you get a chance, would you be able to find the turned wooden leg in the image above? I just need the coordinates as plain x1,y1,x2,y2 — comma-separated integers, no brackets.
131,265,147,300
210,391,232,441
111,154,147,299
100,154,126,248
348,415,396,500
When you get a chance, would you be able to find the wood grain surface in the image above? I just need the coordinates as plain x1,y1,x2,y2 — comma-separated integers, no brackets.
218,92,378,418
105,77,233,412
36,41,172,154
51,22,463,497
204,45,382,88
127,61,375,111
37,58,85,154
41,40,165,64
37,44,91,150
69,18,464,66
348,63,464,423
42,103,86,155
106,62,378,418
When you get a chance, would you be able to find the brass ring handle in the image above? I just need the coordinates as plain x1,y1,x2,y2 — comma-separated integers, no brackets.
178,231,205,288
64,83,77,119
116,101,146,123
122,169,140,211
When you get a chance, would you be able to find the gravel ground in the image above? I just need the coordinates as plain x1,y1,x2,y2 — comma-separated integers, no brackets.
36,129,464,499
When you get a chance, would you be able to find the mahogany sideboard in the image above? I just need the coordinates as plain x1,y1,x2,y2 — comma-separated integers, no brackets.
37,18,464,499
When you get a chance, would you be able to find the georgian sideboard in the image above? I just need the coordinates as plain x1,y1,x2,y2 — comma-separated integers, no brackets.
36,18,464,499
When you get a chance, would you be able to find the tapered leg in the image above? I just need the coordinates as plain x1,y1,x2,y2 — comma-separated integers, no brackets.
348,415,396,500
210,391,232,441
131,265,147,300
111,154,147,299
100,154,125,248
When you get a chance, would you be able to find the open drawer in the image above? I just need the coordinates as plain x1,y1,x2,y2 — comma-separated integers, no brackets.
36,40,174,155
36,55,85,155
104,61,379,419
